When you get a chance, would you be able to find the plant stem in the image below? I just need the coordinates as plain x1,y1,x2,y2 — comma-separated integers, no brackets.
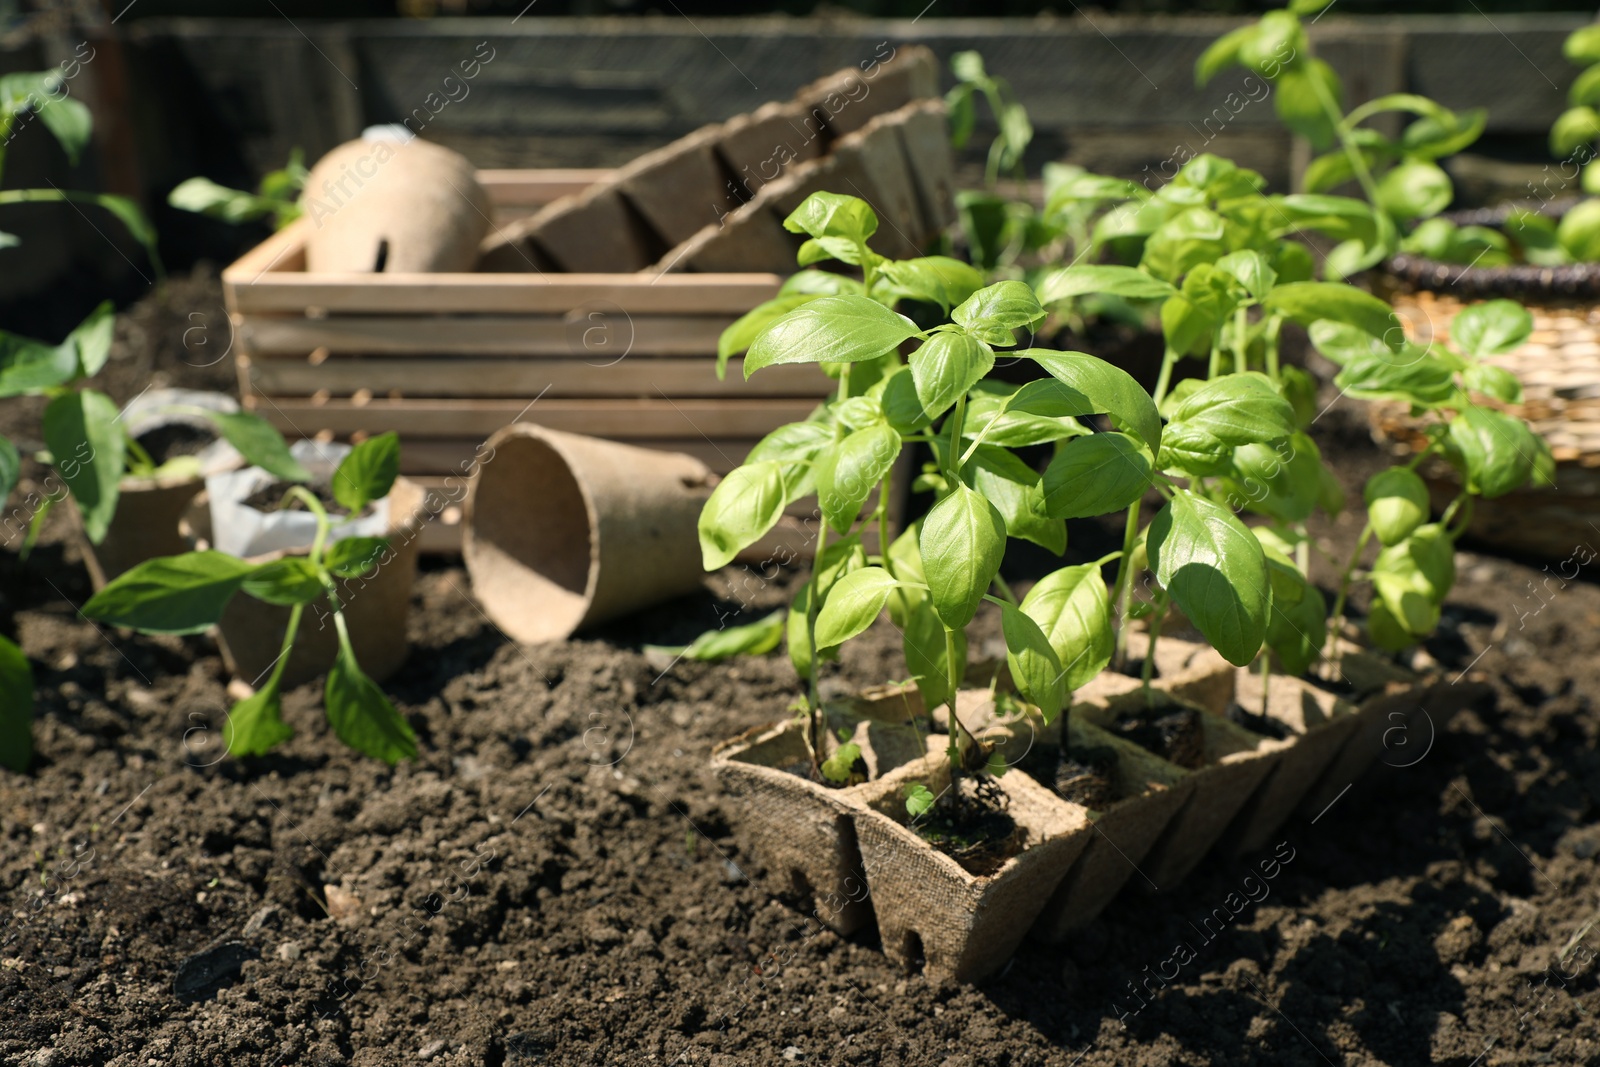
1264,315,1284,383
1140,595,1168,706
123,434,157,477
1152,347,1177,408
1111,499,1142,669
942,624,972,804
1328,522,1374,663
946,391,969,478
804,521,831,772
1309,69,1384,212
991,573,1019,606
1259,653,1271,717
1207,342,1222,380
1233,307,1248,375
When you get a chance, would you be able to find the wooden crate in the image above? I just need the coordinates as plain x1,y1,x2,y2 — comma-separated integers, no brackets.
222,168,902,558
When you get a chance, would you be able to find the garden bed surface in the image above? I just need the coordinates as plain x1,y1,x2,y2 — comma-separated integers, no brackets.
1,279,1598,1065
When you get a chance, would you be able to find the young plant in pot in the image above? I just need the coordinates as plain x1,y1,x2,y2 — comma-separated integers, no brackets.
709,178,1550,972
0,302,310,581
82,433,417,764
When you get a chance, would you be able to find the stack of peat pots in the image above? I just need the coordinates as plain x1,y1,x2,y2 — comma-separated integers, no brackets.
1371,203,1600,562
714,636,1490,982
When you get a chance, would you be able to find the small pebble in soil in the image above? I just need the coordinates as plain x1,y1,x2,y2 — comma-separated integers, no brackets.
418,1038,448,1060
721,860,748,885
276,942,301,961
173,940,258,998
782,1047,805,1061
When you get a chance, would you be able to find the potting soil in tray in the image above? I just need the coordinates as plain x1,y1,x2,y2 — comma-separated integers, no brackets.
1107,703,1207,769
135,421,217,464
910,777,1023,877
240,478,369,519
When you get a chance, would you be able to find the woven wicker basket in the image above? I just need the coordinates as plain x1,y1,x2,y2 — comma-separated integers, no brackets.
1369,204,1600,562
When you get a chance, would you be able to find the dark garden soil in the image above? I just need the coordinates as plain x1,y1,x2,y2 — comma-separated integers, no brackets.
3,278,1600,1066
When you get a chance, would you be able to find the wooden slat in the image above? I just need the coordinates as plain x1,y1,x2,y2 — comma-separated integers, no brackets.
237,314,739,357
245,355,830,399
222,217,312,290
477,168,612,206
250,397,820,439
401,436,763,476
224,272,782,315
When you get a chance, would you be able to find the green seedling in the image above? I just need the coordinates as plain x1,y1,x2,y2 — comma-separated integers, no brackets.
706,181,1548,824
169,149,309,231
0,302,310,556
0,70,160,270
1197,0,1484,277
82,433,416,764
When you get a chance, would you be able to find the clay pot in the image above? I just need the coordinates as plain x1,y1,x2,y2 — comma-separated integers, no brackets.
81,474,209,590
463,424,714,644
216,478,423,690
303,135,491,274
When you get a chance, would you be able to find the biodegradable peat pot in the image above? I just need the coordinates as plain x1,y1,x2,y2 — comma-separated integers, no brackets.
1080,684,1287,893
1031,713,1195,941
1217,668,1362,856
82,474,210,590
216,478,424,691
711,691,930,936
303,134,491,274
81,389,244,589
463,424,715,644
851,753,1091,983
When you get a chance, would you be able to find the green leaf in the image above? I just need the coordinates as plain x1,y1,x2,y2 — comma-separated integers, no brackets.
1334,348,1457,406
1551,106,1600,158
331,432,399,514
1462,363,1523,405
815,566,896,649
325,643,417,764
1228,435,1322,523
0,435,18,504
168,176,276,224
965,445,1063,554
1566,25,1600,64
0,634,33,773
223,683,294,758
877,257,985,311
1019,563,1113,692
655,608,786,663
241,557,325,606
1366,598,1417,651
1214,250,1277,303
209,411,310,483
1308,320,1388,365
783,191,878,243
821,741,863,784
1169,372,1296,448
1401,107,1486,161
901,596,964,712
62,301,113,378
780,270,866,298
961,380,1091,448
1140,207,1227,282
1372,524,1454,636
1267,578,1327,677
83,551,257,634
815,422,900,535
1195,24,1256,86
909,332,994,421
1240,11,1307,76
1035,265,1175,305
999,602,1064,724
1274,60,1342,151
91,194,159,263
716,294,821,378
324,536,390,579
1041,432,1153,519
1376,160,1453,222
1265,282,1403,352
904,782,936,818
875,365,935,436
1024,349,1163,453
1148,491,1269,667
699,461,789,569
744,295,918,377
920,483,1005,630
1449,405,1537,499
1157,420,1232,478
1558,200,1600,263
42,388,123,543
0,330,77,397
1364,467,1430,547
1570,63,1600,108
951,281,1045,344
